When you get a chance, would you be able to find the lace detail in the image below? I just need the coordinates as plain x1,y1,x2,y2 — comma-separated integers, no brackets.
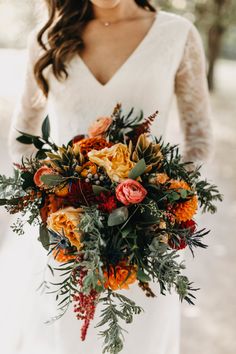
8,31,47,162
175,25,212,164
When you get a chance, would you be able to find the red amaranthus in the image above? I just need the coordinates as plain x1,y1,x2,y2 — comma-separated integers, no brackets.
73,269,99,341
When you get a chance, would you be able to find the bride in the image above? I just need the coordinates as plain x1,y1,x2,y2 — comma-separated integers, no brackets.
9,0,212,353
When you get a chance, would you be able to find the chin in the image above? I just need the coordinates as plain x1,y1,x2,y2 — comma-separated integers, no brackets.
90,0,121,9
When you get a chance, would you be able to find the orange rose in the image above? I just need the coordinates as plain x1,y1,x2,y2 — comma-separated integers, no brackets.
47,207,83,250
103,263,137,290
88,117,112,138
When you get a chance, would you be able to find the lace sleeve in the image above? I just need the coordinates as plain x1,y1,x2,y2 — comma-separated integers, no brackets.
175,24,213,164
8,30,47,162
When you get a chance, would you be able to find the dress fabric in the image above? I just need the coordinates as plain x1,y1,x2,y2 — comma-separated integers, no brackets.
8,11,212,354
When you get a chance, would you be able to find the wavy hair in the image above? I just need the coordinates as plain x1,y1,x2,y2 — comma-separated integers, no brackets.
34,0,156,96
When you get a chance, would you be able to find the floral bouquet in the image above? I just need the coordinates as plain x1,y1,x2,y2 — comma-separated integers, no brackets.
0,104,222,353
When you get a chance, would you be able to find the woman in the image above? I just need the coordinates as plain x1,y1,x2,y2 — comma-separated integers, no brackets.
9,1,212,353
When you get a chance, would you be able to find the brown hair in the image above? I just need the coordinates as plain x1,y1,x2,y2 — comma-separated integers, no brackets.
34,0,156,96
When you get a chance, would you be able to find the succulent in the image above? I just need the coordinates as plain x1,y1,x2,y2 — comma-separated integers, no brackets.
131,134,163,173
47,145,84,176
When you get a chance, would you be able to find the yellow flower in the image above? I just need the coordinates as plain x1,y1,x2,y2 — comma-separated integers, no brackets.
88,143,135,182
47,207,83,250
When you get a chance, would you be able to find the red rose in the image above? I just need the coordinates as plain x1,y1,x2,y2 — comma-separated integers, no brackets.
116,179,147,206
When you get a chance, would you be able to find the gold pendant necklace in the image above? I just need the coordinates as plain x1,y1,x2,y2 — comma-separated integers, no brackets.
103,21,111,27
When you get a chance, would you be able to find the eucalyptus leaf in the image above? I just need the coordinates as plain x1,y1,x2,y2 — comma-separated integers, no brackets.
92,185,110,196
40,174,65,186
38,225,50,251
128,159,146,180
108,207,129,227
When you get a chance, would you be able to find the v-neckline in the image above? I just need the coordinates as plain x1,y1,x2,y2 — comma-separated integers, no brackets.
77,13,159,88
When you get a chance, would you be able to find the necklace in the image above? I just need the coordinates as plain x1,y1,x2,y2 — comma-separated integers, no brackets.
103,21,111,27
100,14,154,28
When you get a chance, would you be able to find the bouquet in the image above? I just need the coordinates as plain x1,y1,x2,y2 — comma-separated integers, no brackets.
0,104,222,353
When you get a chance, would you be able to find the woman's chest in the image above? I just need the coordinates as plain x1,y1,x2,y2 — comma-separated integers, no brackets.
78,18,157,86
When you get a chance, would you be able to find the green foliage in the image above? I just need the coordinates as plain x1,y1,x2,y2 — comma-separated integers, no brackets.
108,207,129,227
0,169,24,199
79,207,106,292
195,179,223,213
17,116,58,159
40,174,65,187
97,291,143,354
128,158,146,179
106,104,144,144
46,259,79,323
148,237,197,303
38,225,50,251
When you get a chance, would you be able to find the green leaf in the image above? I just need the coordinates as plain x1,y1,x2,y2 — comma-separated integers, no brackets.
92,185,110,196
135,198,161,225
16,135,33,145
33,137,45,150
17,130,37,139
42,116,51,140
40,174,64,186
108,207,129,226
180,189,188,199
38,225,50,251
121,224,133,238
128,159,146,180
21,171,35,190
137,268,151,282
36,150,49,160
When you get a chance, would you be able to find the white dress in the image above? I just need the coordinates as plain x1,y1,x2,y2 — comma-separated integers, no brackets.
8,11,212,354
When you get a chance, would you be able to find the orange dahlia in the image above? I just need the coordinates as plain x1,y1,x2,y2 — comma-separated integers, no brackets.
169,180,198,222
103,263,137,291
74,137,112,157
53,248,76,263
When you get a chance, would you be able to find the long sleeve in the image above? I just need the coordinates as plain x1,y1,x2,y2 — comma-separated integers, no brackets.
175,24,213,164
8,30,47,163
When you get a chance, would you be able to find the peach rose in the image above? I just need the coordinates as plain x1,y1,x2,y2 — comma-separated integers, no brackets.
88,143,135,182
34,166,55,188
88,117,112,138
116,179,147,206
47,207,83,250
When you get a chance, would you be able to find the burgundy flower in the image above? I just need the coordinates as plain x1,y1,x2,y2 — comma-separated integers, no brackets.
169,220,196,250
96,192,117,213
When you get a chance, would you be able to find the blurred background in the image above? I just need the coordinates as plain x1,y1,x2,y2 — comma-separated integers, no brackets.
0,0,235,353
